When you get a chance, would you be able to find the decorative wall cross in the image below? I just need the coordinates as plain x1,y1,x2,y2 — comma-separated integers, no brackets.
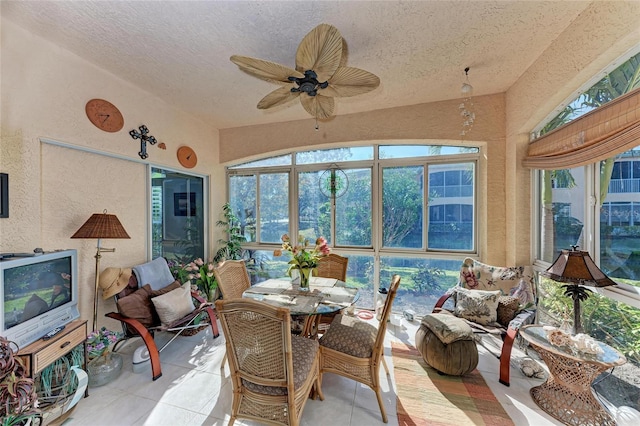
129,125,157,159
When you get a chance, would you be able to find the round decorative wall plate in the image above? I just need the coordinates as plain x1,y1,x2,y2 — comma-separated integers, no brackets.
177,146,197,168
85,99,124,132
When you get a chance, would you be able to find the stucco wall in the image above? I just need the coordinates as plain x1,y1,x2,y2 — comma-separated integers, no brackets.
0,20,222,329
504,0,640,266
219,94,507,263
218,1,640,267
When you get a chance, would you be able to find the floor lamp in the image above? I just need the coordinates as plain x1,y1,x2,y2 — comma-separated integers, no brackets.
71,210,130,331
541,246,616,334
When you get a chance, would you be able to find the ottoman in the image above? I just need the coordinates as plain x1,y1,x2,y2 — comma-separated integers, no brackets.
415,313,478,376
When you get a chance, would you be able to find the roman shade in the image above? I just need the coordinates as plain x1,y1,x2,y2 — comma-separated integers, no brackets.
523,87,640,169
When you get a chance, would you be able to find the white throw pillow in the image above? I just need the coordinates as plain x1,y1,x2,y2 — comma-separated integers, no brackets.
151,282,195,326
454,287,501,325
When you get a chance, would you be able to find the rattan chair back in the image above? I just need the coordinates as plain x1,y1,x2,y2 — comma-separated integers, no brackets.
316,253,349,281
213,260,251,299
215,298,323,426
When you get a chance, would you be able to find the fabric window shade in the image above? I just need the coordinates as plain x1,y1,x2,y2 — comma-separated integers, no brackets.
523,87,640,170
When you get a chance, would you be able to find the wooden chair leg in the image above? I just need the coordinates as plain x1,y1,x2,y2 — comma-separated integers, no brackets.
499,326,518,386
381,356,390,376
375,389,388,423
203,304,220,338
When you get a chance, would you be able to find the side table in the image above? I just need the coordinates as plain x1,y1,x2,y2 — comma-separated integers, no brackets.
520,324,626,426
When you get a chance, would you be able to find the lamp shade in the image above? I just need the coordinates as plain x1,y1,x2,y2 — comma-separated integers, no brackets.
71,211,130,239
541,248,616,288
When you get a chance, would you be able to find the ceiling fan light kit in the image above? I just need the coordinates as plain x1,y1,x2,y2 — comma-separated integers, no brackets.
230,24,380,120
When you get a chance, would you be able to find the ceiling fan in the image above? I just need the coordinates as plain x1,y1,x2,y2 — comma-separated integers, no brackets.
230,24,380,120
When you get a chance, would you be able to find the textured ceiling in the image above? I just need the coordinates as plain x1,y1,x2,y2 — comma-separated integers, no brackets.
2,1,593,130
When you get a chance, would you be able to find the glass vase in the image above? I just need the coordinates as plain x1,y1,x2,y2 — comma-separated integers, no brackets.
87,352,123,387
299,268,312,291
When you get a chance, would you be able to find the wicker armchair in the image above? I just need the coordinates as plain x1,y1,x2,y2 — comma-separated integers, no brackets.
213,260,251,371
319,275,400,423
215,298,324,426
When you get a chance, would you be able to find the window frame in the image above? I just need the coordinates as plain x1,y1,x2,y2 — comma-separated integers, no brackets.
226,144,481,306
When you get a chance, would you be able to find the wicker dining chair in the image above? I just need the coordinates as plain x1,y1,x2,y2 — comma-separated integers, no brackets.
213,260,252,372
215,298,324,426
316,253,349,281
314,254,349,335
318,274,401,423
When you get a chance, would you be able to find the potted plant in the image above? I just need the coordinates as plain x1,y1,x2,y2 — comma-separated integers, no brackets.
86,327,123,387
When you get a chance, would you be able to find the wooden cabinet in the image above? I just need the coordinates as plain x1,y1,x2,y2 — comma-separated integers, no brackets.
17,319,87,377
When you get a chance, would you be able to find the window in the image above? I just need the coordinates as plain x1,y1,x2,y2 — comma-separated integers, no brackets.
227,144,479,314
151,167,206,263
533,51,640,408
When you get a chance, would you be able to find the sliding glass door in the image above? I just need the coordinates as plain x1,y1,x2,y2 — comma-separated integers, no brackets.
151,167,206,263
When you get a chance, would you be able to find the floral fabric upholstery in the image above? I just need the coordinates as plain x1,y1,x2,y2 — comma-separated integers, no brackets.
242,334,318,396
421,313,474,344
453,287,501,325
459,257,537,305
319,314,377,358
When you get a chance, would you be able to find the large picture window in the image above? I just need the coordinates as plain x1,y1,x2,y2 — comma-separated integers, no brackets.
532,51,640,405
227,144,479,314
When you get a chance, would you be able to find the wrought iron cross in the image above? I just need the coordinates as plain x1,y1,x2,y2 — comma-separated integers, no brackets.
129,125,157,159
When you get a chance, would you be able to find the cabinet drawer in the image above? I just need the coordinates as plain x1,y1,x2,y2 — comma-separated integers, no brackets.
33,325,85,374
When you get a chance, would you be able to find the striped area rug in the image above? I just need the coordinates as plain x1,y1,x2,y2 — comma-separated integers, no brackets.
392,341,514,426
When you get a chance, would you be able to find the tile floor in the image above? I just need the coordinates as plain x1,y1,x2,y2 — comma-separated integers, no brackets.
62,316,565,426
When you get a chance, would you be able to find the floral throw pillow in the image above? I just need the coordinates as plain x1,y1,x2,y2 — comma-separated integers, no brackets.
454,287,501,325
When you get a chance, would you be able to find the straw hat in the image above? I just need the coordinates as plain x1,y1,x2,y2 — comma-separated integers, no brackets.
99,267,132,299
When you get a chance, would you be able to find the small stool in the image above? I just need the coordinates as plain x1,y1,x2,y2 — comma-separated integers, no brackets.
415,314,478,376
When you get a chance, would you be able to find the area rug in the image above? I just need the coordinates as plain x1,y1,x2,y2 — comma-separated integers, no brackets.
392,341,514,426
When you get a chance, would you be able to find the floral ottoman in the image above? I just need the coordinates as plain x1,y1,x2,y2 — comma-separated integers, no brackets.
415,313,478,376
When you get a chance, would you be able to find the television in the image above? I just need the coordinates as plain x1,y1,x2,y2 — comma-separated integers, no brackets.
0,250,80,349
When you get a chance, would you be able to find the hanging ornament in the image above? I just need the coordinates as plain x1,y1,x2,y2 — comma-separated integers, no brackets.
459,67,475,137
319,166,349,198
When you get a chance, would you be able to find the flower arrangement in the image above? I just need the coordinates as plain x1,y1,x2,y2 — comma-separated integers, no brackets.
169,258,218,301
86,327,122,360
274,234,330,287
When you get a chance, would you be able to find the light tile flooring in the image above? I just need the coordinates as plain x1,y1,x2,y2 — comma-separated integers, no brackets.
62,316,565,426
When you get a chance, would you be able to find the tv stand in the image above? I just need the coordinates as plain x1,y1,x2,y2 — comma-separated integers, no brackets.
16,319,88,421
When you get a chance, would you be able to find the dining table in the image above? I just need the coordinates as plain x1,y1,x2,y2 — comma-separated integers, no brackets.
242,276,360,337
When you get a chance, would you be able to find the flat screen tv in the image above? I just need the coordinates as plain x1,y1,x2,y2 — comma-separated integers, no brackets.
0,250,80,349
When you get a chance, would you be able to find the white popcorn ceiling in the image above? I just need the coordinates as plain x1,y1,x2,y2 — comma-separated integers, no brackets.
2,0,594,129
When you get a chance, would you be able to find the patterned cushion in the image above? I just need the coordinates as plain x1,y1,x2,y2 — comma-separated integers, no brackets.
459,258,537,300
454,287,501,325
242,335,318,396
497,296,520,327
510,278,536,307
319,314,377,358
420,314,474,344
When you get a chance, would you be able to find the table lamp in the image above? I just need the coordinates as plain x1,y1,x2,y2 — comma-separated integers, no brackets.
71,210,130,331
541,246,616,334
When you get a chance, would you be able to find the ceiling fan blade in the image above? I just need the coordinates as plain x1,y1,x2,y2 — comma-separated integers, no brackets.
300,94,334,119
296,24,342,82
257,86,300,109
321,67,381,97
230,55,303,83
